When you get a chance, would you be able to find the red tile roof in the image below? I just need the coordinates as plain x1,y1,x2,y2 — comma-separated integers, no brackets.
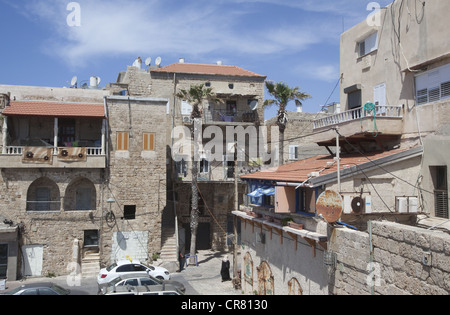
2,101,105,118
152,62,266,78
240,148,411,183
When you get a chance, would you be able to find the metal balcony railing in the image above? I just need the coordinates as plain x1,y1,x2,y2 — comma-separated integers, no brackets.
203,110,257,124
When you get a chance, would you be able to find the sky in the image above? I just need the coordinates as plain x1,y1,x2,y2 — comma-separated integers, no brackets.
0,0,393,119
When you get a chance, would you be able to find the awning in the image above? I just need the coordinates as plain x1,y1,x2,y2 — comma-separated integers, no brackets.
247,186,275,197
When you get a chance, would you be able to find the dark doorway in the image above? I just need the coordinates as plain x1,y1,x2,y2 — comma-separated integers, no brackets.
183,222,211,252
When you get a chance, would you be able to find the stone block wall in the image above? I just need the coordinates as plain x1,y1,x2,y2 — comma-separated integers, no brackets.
329,221,450,295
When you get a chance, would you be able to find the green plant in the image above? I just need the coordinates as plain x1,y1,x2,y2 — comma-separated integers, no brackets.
281,217,293,226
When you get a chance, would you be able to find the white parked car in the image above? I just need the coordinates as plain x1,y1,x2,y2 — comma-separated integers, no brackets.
97,260,170,285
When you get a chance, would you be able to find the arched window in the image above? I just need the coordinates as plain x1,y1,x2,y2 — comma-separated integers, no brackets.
26,177,60,212
64,177,96,211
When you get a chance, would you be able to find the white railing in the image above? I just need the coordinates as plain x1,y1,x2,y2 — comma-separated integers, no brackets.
4,146,23,155
2,146,104,156
313,105,403,129
86,147,103,156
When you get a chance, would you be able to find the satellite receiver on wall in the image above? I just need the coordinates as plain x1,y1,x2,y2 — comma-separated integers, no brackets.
316,190,343,224
70,76,78,88
249,100,258,111
155,56,162,67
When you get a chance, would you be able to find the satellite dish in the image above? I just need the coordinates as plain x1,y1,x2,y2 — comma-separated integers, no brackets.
71,76,78,88
145,57,151,66
249,100,258,111
316,190,343,223
96,76,101,85
155,56,162,67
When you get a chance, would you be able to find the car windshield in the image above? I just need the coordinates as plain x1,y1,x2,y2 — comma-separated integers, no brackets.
106,263,117,271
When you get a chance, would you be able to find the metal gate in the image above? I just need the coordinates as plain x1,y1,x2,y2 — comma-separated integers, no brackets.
288,277,303,295
22,245,43,277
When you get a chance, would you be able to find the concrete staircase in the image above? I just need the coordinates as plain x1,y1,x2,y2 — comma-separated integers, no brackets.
81,250,101,278
159,227,179,273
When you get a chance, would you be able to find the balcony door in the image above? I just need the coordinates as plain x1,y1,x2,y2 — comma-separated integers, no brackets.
374,83,386,107
59,119,76,146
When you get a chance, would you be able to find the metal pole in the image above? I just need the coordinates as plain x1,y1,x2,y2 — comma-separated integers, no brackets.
336,127,341,193
233,142,238,280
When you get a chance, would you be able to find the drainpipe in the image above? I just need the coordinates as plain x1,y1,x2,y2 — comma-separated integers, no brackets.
172,73,180,258
2,116,7,154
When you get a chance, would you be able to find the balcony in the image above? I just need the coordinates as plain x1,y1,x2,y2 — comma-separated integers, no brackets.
311,105,404,146
203,109,258,125
0,145,106,169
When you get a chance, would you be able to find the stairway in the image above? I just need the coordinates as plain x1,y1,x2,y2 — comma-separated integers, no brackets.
159,227,179,273
81,250,101,278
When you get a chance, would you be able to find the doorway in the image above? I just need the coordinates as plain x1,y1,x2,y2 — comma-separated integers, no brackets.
0,244,7,279
22,245,43,277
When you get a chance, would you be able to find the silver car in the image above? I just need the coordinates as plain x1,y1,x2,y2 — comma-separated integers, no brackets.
98,272,185,295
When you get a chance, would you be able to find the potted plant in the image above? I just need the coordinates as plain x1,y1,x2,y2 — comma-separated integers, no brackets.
287,221,303,230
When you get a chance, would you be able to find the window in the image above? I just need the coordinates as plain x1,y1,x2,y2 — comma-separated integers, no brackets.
0,244,7,279
117,132,129,151
124,205,136,220
76,188,91,210
373,83,386,107
415,64,450,105
226,101,237,115
35,187,51,211
289,145,299,160
431,166,449,219
59,119,76,145
176,158,188,177
143,132,155,151
358,32,378,57
84,230,99,247
200,158,209,174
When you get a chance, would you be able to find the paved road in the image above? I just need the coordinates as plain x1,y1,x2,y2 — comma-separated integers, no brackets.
1,250,242,296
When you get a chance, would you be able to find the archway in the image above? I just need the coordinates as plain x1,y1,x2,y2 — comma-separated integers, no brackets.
64,177,96,211
26,177,60,211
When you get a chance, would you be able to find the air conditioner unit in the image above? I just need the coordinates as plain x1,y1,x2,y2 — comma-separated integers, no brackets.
182,115,193,124
342,194,372,214
395,196,418,213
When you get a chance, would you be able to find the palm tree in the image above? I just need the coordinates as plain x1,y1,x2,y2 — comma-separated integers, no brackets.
176,84,216,261
264,81,311,165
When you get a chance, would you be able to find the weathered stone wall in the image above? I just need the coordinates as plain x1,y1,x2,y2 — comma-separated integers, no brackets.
329,221,450,295
0,168,105,277
104,97,167,265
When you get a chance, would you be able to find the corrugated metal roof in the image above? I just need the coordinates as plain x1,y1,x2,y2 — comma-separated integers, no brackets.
241,148,415,184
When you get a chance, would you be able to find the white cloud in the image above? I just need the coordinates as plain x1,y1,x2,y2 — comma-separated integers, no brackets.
9,0,392,68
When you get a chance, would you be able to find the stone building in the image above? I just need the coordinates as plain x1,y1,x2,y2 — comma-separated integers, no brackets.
233,0,450,295
0,83,168,279
112,60,267,254
265,111,330,164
